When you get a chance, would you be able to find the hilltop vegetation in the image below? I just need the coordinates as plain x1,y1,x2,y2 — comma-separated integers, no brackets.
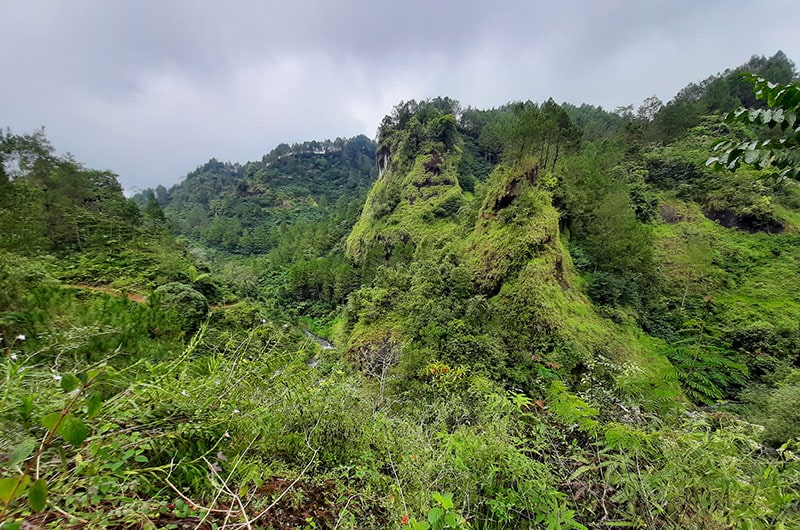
134,136,377,254
2,51,800,529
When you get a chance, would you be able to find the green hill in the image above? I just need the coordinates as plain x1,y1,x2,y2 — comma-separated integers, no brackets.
135,135,377,253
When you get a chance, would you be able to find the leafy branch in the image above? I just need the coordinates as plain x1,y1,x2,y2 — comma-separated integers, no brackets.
707,73,800,179
0,368,103,518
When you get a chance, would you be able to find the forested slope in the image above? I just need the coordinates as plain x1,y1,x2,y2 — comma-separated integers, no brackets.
134,136,377,253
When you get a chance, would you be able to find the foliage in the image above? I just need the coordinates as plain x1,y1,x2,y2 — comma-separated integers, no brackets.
740,370,800,447
708,73,800,179
406,492,468,530
476,100,582,169
578,414,800,529
0,366,103,518
135,136,378,254
151,282,209,334
650,50,796,142
0,129,141,253
555,141,657,313
4,51,800,529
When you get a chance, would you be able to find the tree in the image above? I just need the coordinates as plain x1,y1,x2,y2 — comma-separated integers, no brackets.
541,98,583,170
636,95,664,121
707,74,800,179
1,129,142,249
0,127,55,183
144,192,168,230
614,104,634,119
151,282,208,333
760,50,796,85
483,100,582,168
154,184,169,205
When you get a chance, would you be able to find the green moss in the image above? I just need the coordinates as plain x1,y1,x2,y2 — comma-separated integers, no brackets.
346,151,465,262
465,159,559,294
655,197,800,330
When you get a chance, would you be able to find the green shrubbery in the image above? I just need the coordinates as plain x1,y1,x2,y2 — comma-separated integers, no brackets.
150,282,209,334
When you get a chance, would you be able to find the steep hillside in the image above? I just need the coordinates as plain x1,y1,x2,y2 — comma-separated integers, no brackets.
346,100,464,262
136,135,378,253
342,101,682,413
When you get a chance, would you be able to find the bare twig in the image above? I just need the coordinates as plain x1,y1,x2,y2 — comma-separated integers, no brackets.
164,477,233,515
195,434,260,529
333,493,361,530
204,457,251,530
386,448,408,516
232,415,322,529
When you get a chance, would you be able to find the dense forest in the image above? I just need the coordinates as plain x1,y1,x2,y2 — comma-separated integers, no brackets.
1,51,799,529
132,136,377,254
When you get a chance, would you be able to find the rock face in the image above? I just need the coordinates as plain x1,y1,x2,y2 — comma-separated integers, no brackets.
346,109,463,263
342,102,681,411
377,146,391,179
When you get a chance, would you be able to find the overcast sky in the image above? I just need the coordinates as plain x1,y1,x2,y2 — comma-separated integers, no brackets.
2,1,799,192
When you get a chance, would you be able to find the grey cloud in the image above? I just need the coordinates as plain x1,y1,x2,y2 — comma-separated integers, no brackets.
1,1,798,191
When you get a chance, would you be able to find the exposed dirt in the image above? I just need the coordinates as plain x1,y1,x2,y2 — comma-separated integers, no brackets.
703,207,785,234
554,256,570,291
659,203,686,224
65,284,237,310
423,152,443,175
64,283,147,303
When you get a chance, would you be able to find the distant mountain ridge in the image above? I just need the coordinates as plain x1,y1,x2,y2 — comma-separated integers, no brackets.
134,135,377,253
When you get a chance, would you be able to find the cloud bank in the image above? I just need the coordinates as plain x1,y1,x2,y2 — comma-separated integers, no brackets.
2,0,798,190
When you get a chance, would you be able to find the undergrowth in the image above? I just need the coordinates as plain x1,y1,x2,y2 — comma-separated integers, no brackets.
2,300,798,529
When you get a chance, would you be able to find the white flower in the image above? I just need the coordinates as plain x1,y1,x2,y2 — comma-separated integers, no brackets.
53,374,62,382
233,409,240,414
260,319,267,324
223,431,230,438
181,390,190,397
10,353,18,361
16,334,25,341
282,323,289,329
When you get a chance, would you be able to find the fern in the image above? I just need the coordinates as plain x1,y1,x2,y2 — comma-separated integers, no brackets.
666,344,747,404
547,380,600,435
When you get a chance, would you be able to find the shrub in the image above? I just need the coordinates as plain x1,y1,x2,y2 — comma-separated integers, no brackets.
151,282,209,333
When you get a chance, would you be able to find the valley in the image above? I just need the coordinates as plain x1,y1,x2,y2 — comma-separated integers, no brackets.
1,52,799,529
